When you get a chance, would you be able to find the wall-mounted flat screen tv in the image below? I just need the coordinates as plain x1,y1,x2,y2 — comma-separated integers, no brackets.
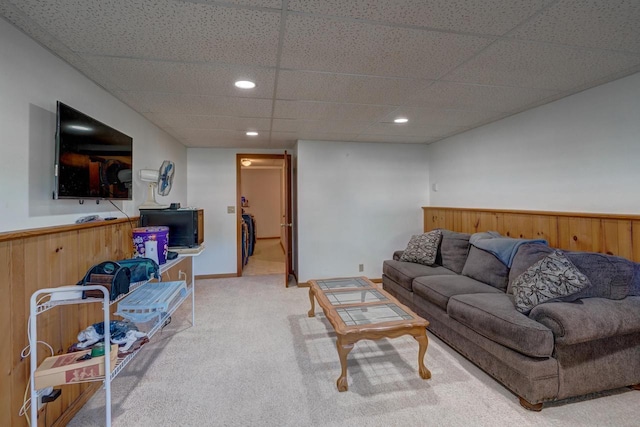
54,101,133,200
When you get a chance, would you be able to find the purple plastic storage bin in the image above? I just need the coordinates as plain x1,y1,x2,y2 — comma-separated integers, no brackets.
132,226,169,265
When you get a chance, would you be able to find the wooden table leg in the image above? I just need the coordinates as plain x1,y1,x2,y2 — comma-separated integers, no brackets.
414,331,431,380
336,338,354,392
307,287,315,317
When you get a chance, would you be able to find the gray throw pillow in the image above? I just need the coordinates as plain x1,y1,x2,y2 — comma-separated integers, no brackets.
462,245,509,291
436,229,471,274
512,250,591,314
400,230,442,266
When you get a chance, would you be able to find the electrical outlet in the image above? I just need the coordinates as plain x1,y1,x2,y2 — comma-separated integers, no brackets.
37,387,53,410
358,264,364,272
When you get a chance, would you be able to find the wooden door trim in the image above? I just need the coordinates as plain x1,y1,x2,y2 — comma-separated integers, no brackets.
284,151,293,287
236,153,289,276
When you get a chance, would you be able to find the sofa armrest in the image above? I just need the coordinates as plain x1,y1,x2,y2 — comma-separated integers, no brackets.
393,250,404,261
529,296,640,346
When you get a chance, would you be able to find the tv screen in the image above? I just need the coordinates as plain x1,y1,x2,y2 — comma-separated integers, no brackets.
54,102,133,200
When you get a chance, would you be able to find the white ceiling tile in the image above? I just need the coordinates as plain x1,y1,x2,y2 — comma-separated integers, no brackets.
271,119,369,134
121,92,273,116
10,0,281,66
274,100,395,121
144,113,272,131
355,134,437,144
195,0,282,9
288,0,552,36
82,56,275,97
268,132,299,145
445,39,640,90
3,0,638,149
271,131,365,144
173,128,266,140
380,108,502,128
183,138,269,148
276,70,432,105
402,81,560,112
280,15,494,79
511,0,640,53
362,122,466,138
177,128,272,147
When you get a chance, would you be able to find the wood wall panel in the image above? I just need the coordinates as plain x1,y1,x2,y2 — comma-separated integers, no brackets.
423,207,640,262
0,218,137,427
0,242,12,425
633,221,640,263
159,257,193,286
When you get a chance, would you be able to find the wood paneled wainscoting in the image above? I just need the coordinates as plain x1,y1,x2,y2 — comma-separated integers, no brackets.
423,207,640,262
0,218,137,427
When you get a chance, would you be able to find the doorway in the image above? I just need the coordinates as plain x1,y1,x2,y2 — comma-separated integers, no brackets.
236,153,295,285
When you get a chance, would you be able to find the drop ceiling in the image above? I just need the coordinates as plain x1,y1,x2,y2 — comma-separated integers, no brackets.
2,0,639,149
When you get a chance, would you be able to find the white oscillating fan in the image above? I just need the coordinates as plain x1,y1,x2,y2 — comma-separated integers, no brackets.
138,160,175,209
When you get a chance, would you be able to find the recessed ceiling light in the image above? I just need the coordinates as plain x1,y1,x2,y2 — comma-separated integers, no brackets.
394,117,409,124
241,159,252,167
235,80,256,89
246,131,259,136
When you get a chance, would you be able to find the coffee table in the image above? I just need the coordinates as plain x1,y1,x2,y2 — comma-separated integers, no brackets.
307,276,431,391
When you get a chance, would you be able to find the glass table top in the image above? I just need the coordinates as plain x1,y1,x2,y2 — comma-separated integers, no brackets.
335,303,414,326
325,289,389,306
315,277,372,290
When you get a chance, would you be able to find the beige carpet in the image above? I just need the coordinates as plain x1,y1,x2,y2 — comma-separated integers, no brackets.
69,276,640,426
243,238,285,276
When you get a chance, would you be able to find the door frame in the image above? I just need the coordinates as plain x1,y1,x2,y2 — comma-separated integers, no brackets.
235,153,295,280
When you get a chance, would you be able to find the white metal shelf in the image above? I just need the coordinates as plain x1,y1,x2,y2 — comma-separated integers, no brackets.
28,256,195,427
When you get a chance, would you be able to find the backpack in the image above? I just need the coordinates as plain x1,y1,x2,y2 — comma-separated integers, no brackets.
77,261,131,301
116,257,160,283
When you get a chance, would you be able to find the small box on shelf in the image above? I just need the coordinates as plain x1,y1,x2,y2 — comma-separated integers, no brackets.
34,345,117,389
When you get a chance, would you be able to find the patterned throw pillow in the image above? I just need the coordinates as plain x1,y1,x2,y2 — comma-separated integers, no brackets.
512,250,591,314
399,230,442,266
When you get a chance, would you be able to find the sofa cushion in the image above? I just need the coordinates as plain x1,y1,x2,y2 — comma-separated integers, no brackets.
529,296,640,346
435,230,471,274
447,293,554,358
512,251,591,314
399,230,442,266
382,260,456,292
413,275,502,311
461,245,509,292
509,243,634,300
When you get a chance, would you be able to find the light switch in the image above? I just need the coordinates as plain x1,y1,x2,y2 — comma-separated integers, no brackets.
227,206,235,214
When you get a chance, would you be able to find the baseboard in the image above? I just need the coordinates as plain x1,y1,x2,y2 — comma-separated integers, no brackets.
370,278,382,283
196,273,238,279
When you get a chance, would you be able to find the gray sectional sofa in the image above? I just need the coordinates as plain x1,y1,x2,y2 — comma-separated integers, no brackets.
382,229,640,410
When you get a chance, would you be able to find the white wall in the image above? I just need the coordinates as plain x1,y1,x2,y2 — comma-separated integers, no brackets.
0,19,187,233
427,72,640,214
187,148,288,276
297,141,430,282
241,168,282,238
